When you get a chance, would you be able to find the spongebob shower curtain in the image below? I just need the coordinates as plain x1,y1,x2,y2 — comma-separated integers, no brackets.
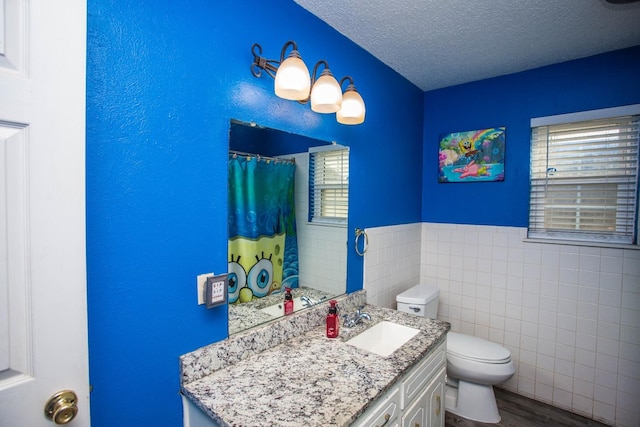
227,154,298,304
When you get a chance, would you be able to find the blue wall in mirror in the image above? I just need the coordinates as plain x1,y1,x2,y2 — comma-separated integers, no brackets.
229,120,333,156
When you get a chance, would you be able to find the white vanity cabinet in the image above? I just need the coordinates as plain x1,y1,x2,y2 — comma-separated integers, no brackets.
426,369,446,427
182,396,222,427
402,367,446,427
352,339,446,427
351,385,401,427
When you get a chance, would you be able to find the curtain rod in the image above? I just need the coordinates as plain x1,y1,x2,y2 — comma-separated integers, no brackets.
229,150,295,164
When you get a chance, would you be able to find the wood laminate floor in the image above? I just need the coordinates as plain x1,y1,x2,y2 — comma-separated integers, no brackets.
445,388,611,427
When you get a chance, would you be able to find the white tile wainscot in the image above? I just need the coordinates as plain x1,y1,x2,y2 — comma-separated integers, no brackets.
363,222,640,427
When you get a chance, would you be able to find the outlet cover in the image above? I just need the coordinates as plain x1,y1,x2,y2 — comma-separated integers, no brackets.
196,273,214,305
205,274,228,309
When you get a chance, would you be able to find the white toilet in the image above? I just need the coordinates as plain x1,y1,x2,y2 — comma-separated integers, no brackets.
396,284,515,423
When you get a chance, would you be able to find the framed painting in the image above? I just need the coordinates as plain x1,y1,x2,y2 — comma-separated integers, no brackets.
438,127,506,183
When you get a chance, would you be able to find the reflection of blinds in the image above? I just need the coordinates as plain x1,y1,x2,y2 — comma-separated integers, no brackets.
309,147,349,224
529,115,639,244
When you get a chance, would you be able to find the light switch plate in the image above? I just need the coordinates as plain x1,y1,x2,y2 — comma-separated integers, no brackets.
196,273,214,305
205,274,227,309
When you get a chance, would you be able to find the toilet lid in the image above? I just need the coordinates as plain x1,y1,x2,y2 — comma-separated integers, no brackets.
447,332,511,364
396,284,439,305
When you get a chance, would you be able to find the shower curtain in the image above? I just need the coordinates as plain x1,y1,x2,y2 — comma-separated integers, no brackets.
228,154,298,304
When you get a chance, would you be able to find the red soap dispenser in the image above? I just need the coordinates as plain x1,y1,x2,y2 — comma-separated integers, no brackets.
284,287,294,315
326,300,339,338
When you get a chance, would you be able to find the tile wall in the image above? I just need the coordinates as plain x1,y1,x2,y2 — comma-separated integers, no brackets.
363,222,640,427
294,152,347,296
362,223,422,309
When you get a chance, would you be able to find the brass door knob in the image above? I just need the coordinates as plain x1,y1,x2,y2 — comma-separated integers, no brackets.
44,390,78,424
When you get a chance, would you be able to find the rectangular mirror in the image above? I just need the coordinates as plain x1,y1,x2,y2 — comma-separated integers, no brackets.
227,120,348,334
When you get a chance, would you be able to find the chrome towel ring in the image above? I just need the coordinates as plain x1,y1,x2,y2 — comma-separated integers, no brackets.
354,228,368,256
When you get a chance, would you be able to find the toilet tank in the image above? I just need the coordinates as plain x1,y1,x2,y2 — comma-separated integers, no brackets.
396,284,439,318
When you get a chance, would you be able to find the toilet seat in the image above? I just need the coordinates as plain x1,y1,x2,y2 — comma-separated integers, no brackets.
447,332,511,364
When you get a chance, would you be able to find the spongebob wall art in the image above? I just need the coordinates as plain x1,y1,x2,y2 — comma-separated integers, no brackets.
438,127,506,183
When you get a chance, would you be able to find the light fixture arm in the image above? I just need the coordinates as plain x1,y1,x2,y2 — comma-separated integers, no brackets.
310,60,331,84
340,76,356,91
251,41,300,79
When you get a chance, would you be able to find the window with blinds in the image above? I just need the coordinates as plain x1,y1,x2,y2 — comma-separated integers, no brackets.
529,113,639,244
309,146,349,225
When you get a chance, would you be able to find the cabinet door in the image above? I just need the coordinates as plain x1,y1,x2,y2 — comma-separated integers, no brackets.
401,388,426,427
425,368,446,427
401,342,445,409
351,386,401,427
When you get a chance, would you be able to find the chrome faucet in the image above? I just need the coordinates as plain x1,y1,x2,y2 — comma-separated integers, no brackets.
300,295,315,307
301,295,328,307
342,306,371,328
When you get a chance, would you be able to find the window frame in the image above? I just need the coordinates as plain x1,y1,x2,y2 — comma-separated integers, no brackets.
528,104,640,246
308,144,349,226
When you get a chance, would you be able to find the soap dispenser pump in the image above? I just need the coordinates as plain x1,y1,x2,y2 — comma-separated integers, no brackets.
326,300,339,338
284,287,294,315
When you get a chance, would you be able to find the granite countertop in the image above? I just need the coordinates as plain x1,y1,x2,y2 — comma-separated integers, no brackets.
181,298,449,427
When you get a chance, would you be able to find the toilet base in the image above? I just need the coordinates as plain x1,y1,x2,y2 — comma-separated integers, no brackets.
445,379,501,423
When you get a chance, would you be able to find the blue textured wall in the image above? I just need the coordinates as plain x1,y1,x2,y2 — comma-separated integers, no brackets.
422,46,640,226
86,1,423,426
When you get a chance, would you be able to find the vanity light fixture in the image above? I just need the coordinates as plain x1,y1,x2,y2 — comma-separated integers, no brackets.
337,76,366,125
309,60,342,113
250,41,366,125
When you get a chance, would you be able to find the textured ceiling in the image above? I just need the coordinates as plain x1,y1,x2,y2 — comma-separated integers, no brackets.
293,0,640,91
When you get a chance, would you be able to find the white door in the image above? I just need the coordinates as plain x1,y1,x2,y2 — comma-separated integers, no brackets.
0,1,89,426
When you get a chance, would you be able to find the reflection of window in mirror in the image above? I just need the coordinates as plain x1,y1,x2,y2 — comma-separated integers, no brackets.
309,145,349,225
294,144,348,300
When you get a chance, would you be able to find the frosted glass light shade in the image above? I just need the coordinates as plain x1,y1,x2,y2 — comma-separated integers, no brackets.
310,72,342,113
337,89,366,125
274,55,310,101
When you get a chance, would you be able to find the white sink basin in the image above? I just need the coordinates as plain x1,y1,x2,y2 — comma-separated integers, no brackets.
346,321,420,357
259,297,308,317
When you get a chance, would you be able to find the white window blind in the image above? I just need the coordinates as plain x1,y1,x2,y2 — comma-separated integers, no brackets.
309,146,349,224
529,114,640,244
